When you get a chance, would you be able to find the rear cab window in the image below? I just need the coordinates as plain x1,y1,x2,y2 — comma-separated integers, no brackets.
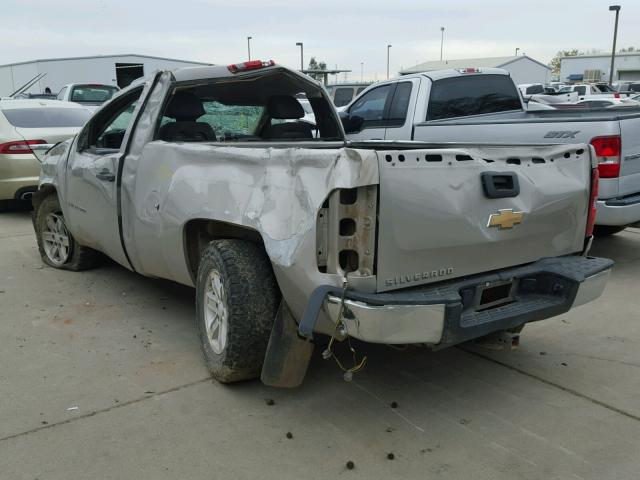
1,107,91,128
426,74,522,121
70,85,119,105
334,88,354,107
155,70,341,143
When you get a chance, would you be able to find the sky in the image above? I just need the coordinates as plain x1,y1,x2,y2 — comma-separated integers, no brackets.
2,0,637,81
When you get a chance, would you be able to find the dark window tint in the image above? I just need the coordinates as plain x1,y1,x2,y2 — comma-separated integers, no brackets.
575,86,587,96
387,82,412,127
70,85,119,104
629,83,640,92
334,88,354,107
525,85,544,95
426,74,522,121
2,108,91,128
349,85,391,129
356,87,367,95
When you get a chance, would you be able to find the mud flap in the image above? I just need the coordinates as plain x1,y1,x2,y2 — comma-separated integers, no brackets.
261,301,314,388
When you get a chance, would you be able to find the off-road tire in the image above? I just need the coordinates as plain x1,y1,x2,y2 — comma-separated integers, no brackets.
34,194,101,270
593,225,626,237
196,239,280,383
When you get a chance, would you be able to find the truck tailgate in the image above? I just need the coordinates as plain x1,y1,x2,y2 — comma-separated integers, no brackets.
376,144,591,292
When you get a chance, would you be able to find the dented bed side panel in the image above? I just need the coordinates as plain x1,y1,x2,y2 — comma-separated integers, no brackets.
119,140,379,323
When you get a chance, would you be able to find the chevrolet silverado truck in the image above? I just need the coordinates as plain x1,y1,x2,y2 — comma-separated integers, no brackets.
32,61,612,387
340,67,640,236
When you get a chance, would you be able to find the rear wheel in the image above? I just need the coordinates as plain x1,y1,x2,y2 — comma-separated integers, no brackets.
196,239,279,383
593,225,626,237
34,194,101,270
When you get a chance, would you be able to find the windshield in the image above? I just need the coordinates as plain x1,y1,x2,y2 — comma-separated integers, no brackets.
70,85,119,104
1,107,91,128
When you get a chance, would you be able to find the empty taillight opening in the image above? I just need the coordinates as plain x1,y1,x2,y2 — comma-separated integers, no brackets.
227,59,275,73
0,139,46,155
590,135,621,178
586,167,599,237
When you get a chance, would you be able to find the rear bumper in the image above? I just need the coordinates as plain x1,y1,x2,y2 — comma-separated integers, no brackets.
596,193,640,226
299,256,613,348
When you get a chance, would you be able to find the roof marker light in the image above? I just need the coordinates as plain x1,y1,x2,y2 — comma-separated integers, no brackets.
457,67,481,74
227,59,275,73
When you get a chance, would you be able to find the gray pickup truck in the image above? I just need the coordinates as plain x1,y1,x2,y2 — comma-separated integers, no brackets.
340,68,640,235
32,61,611,387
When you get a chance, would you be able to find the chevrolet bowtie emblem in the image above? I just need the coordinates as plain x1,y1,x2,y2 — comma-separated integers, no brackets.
487,209,524,229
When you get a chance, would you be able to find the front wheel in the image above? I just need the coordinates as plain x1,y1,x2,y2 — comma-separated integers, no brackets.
34,194,100,270
196,239,279,383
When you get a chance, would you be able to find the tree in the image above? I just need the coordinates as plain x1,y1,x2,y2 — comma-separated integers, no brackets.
307,57,328,81
548,49,582,74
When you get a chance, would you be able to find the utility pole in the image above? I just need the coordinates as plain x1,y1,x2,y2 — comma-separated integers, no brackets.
387,44,392,79
296,42,304,71
440,27,445,61
360,62,364,82
515,47,520,56
247,36,252,61
609,5,621,85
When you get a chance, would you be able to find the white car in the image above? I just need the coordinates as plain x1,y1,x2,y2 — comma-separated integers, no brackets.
573,98,640,108
56,83,119,112
0,99,91,202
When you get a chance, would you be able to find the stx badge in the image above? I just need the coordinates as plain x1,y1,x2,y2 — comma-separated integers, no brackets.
487,209,524,229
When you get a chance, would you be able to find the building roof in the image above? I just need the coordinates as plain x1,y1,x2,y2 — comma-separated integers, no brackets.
561,52,640,61
400,55,550,75
0,53,211,69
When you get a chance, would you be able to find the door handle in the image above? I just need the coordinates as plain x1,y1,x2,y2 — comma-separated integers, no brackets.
96,169,116,182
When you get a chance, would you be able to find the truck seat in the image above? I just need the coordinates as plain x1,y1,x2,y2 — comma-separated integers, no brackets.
159,91,216,142
263,95,313,140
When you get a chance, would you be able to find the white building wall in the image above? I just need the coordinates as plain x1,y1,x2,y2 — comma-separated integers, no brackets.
560,54,640,82
0,55,209,96
501,58,550,85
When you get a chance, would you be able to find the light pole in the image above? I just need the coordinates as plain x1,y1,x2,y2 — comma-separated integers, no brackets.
386,44,392,79
440,27,445,61
608,5,621,85
247,36,252,61
360,62,364,82
515,47,520,56
296,42,304,71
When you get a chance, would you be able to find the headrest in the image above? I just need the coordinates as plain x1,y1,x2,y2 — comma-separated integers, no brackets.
267,95,304,119
164,91,205,120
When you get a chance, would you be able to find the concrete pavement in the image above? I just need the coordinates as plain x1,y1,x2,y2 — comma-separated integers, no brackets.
1,209,639,479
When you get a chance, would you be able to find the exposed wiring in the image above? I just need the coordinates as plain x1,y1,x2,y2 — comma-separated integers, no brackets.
322,277,367,381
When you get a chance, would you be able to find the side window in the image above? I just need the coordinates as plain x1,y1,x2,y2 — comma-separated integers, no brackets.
334,88,354,107
56,86,68,100
349,85,391,129
576,86,587,96
356,87,367,95
387,82,412,127
78,88,143,152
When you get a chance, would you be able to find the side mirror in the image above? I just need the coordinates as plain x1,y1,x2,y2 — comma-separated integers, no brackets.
339,112,364,134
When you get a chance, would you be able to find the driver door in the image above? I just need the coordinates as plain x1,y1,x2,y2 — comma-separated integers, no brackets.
343,84,392,140
64,87,143,268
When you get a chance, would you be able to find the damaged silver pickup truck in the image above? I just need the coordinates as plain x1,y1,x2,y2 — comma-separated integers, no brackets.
32,60,612,387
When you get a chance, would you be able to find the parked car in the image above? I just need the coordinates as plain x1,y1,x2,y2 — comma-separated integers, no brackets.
56,84,120,112
613,81,640,93
557,83,625,100
558,98,640,109
0,99,91,204
339,67,640,236
325,83,372,107
32,61,611,387
13,93,58,100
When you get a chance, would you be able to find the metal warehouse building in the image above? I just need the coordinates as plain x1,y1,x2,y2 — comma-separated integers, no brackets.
0,53,211,97
560,52,640,83
400,55,551,85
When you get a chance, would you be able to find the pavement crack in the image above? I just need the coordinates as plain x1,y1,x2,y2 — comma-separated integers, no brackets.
461,348,640,423
0,377,211,444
